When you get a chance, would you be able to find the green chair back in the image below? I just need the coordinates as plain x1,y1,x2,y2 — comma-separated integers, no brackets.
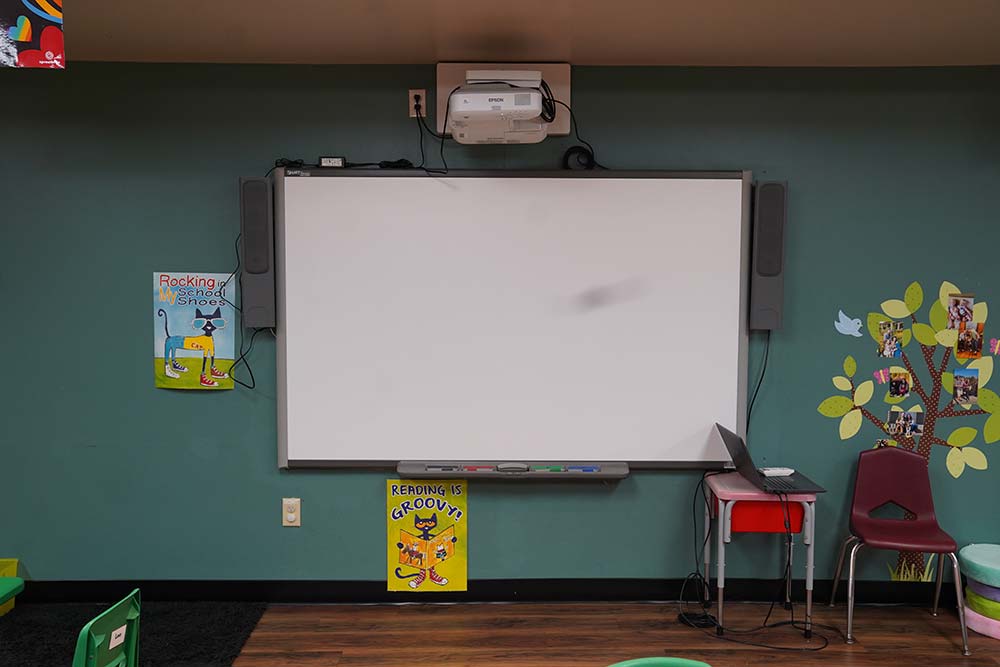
606,659,712,667
0,577,24,606
71,589,140,667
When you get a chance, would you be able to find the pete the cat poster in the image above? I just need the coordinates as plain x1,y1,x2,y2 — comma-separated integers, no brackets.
153,271,236,390
387,480,468,592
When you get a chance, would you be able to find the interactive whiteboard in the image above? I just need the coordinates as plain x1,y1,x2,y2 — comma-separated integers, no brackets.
275,170,750,468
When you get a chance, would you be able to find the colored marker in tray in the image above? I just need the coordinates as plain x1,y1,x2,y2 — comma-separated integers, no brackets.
395,461,628,479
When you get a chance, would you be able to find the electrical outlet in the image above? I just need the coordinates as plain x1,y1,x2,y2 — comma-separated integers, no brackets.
408,89,426,118
282,497,301,527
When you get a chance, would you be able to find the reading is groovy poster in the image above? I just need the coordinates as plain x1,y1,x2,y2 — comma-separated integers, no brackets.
387,480,468,592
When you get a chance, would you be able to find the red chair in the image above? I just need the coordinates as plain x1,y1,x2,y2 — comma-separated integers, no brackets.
828,447,970,655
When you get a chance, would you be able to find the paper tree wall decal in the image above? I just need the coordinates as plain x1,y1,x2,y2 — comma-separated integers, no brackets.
818,281,997,578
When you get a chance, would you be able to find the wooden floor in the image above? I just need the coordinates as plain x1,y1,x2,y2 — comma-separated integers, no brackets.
235,602,1000,666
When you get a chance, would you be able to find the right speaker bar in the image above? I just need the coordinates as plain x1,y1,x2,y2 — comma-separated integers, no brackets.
749,181,787,331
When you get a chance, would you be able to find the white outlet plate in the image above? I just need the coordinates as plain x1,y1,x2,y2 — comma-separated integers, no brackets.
408,89,427,118
435,63,571,136
282,497,301,527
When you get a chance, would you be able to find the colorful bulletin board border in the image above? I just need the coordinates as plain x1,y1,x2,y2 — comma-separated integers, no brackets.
2,0,64,68
386,480,468,592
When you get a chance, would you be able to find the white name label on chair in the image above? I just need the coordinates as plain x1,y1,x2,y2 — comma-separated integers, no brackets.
109,624,127,649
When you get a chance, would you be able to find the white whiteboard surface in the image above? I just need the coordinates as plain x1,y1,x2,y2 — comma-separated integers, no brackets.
276,172,749,467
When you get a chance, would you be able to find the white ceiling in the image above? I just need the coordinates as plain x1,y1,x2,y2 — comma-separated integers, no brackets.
68,0,1000,66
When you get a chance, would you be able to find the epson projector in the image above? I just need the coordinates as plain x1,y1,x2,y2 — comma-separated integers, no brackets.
447,70,549,145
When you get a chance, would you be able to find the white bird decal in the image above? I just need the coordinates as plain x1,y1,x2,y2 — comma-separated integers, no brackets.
835,310,863,337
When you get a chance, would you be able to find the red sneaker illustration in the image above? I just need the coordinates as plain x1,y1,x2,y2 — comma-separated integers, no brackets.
408,569,427,589
428,567,449,586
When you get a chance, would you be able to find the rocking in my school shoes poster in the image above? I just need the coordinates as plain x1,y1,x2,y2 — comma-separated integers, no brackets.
153,272,235,390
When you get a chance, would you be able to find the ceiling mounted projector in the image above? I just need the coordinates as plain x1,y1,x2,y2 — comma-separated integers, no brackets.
447,70,550,145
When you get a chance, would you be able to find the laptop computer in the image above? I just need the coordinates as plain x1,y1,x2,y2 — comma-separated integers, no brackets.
715,423,825,494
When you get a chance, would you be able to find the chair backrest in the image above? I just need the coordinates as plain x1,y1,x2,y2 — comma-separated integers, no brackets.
72,589,140,667
0,577,24,606
851,447,937,525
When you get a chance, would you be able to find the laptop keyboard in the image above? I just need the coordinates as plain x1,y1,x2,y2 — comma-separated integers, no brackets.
766,476,795,491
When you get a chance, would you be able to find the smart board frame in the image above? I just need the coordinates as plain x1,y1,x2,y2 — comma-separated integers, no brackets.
273,169,752,470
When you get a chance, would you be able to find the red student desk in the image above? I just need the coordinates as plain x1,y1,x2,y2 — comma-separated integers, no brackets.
703,472,818,636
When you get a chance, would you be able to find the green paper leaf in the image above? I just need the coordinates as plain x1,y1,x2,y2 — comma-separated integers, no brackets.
899,329,912,347
939,281,961,309
912,323,938,346
840,409,863,440
867,313,887,342
854,380,875,406
984,414,1000,443
904,282,924,314
881,299,911,319
967,357,993,387
963,447,988,471
907,404,923,413
833,376,852,391
884,390,906,405
843,355,857,378
942,372,954,394
947,427,977,447
935,329,959,348
929,301,948,332
974,302,988,324
818,395,855,418
979,388,1000,414
946,447,965,478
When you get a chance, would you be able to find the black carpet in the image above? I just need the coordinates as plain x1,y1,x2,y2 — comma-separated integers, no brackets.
0,601,266,666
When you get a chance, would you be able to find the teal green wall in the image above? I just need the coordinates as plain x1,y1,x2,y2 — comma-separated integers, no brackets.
2,64,998,582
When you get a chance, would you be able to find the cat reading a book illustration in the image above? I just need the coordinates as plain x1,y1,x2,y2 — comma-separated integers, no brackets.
157,307,230,387
394,513,457,589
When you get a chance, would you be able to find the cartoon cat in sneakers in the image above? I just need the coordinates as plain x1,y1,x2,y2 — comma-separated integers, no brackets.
157,307,229,387
394,513,457,589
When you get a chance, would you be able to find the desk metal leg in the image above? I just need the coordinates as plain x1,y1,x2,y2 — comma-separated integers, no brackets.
703,495,711,602
804,501,815,639
716,499,728,635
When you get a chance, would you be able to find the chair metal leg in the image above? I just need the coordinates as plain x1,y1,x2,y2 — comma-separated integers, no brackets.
948,552,971,656
932,552,945,616
829,535,858,607
845,540,864,644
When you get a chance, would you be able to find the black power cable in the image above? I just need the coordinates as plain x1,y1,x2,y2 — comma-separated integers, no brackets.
539,79,557,123
553,99,606,170
265,158,315,178
747,330,771,427
219,234,242,313
230,327,263,390
414,94,449,175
